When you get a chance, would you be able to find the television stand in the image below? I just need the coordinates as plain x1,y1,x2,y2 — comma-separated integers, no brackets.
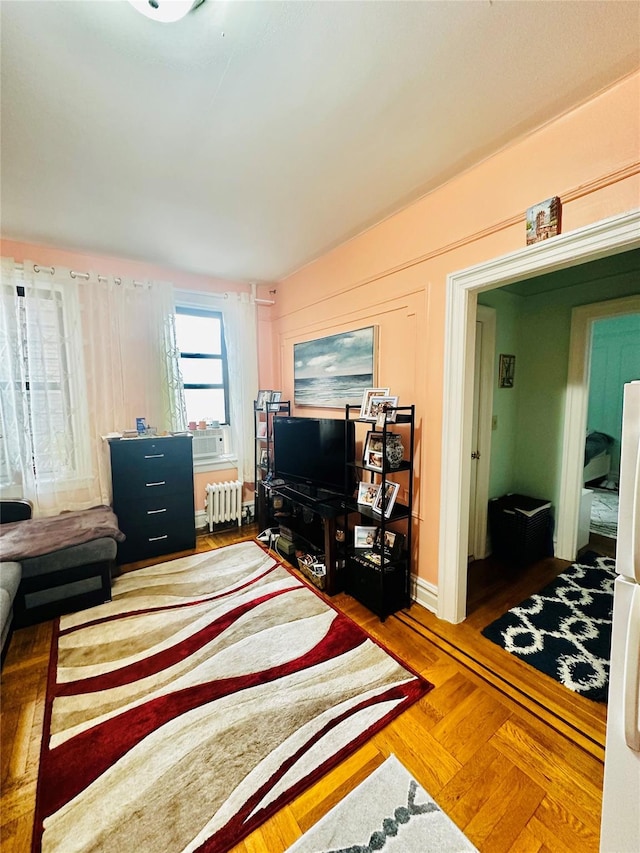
276,483,343,507
265,481,347,595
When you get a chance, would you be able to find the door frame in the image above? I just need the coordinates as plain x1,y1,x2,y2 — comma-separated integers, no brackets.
438,208,640,624
557,294,640,557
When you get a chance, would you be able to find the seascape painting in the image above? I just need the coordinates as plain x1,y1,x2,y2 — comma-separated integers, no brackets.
294,326,376,407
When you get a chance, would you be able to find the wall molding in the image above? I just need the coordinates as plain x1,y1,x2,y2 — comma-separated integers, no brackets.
277,161,640,316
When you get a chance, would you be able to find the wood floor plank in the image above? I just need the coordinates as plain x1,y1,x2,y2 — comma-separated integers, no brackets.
533,794,600,852
510,824,546,852
0,813,34,853
435,741,503,825
430,685,512,764
490,717,602,832
481,768,546,853
460,759,518,843
526,814,586,853
373,707,463,793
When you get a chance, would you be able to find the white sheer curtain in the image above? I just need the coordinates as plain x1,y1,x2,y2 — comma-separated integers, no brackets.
0,259,95,514
222,292,259,484
0,259,184,515
79,271,186,503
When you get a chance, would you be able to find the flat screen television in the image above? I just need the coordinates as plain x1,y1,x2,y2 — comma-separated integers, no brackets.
273,416,355,496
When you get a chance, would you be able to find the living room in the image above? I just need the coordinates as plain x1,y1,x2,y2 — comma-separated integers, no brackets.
1,2,639,852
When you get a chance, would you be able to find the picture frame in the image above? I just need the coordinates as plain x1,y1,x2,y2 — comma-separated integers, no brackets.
294,326,377,408
353,525,378,549
372,481,400,518
256,390,272,410
377,528,404,559
498,354,515,388
260,448,268,467
526,196,562,245
366,394,398,423
359,387,389,420
363,431,384,472
269,391,282,411
257,421,267,438
357,481,380,507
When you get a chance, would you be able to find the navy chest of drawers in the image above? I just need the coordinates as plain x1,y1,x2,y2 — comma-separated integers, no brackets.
109,435,196,564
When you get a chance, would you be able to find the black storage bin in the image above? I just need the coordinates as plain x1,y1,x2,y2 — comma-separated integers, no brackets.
488,493,554,565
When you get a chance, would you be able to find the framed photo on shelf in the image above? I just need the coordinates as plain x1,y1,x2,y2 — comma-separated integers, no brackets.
260,448,268,467
377,528,404,558
373,481,400,518
257,421,267,438
359,387,390,420
268,390,282,411
354,525,378,549
256,390,272,410
366,394,399,423
363,431,384,472
357,481,380,507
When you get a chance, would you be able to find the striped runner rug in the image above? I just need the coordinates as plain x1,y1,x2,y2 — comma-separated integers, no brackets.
33,540,431,853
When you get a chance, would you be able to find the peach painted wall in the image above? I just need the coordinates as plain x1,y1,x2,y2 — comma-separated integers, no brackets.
1,238,245,501
264,72,640,588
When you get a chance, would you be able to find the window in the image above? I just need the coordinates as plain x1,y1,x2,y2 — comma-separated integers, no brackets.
175,307,230,426
0,274,87,488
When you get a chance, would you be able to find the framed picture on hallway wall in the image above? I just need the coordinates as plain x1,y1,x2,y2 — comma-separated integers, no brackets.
294,326,377,408
499,354,515,388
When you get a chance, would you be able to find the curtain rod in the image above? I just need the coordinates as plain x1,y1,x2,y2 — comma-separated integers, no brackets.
17,262,144,288
14,263,275,305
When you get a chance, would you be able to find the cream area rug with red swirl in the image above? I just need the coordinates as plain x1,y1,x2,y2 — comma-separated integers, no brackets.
33,540,431,853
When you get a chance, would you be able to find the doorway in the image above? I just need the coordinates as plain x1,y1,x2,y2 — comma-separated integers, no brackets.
438,209,640,624
564,303,640,563
557,295,640,562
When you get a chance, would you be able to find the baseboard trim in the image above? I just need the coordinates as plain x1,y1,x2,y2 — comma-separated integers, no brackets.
412,574,438,614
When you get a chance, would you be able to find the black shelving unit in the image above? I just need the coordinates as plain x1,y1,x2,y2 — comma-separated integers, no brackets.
343,404,415,620
254,397,290,531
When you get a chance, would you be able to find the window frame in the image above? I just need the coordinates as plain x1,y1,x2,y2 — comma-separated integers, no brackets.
176,305,230,427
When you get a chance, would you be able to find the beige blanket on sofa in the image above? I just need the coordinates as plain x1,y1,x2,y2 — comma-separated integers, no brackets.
0,505,125,561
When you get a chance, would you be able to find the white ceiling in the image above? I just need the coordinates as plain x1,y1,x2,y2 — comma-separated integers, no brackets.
1,1,638,284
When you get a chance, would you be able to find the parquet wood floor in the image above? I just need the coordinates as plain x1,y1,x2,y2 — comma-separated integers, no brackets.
1,528,605,852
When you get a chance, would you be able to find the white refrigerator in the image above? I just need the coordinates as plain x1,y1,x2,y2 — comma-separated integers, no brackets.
600,381,640,852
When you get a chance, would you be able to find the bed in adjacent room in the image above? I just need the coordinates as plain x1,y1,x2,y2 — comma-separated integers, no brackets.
584,431,613,484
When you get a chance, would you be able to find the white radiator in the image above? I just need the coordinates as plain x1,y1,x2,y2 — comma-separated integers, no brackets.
205,480,243,531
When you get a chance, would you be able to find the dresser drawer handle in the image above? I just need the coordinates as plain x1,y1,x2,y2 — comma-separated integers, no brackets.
147,508,167,515
148,534,168,542
146,481,166,487
144,453,165,459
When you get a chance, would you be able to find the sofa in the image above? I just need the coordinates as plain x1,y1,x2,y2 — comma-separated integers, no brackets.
1,499,32,658
1,560,22,659
0,501,123,661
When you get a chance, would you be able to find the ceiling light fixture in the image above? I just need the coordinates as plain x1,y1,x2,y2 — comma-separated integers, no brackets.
127,0,205,23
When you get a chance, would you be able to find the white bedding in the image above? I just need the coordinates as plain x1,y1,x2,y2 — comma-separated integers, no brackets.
584,450,611,484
